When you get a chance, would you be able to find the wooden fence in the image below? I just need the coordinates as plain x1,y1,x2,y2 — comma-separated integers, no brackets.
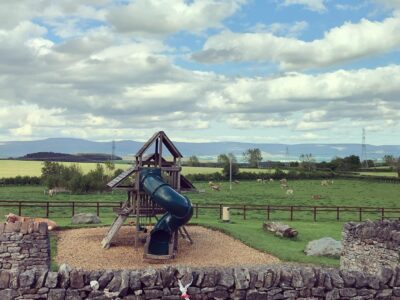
0,200,399,222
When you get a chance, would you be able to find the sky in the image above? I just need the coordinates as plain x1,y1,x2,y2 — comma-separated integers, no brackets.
0,0,400,145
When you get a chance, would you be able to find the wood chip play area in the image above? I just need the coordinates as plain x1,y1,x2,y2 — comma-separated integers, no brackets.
55,226,280,270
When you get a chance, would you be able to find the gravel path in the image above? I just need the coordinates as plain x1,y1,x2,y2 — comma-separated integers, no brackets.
56,226,280,270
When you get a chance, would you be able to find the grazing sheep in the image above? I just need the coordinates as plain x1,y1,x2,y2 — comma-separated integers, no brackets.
48,187,70,197
320,180,329,186
279,178,287,184
330,180,334,185
210,184,220,191
312,195,322,200
256,178,263,183
280,183,289,190
286,189,294,196
234,180,240,184
5,213,58,231
208,181,214,186
269,178,274,182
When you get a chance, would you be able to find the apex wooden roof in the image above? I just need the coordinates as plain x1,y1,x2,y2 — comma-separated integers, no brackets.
135,131,183,158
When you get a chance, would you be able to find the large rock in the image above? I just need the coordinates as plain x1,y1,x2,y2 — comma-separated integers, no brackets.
71,213,101,224
305,237,342,257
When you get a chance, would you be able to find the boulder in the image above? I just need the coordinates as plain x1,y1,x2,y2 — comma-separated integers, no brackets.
305,237,342,257
71,213,101,224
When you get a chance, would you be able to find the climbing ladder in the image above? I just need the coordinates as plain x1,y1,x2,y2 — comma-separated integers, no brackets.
101,206,133,249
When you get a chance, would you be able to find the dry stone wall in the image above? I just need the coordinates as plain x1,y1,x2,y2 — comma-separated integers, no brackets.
340,220,400,275
2,220,400,299
0,221,50,272
1,265,400,299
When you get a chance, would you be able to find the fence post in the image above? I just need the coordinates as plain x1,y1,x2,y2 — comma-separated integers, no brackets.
97,202,100,217
290,206,293,221
219,204,222,220
46,202,49,218
359,207,362,222
72,202,75,217
267,205,270,220
243,205,247,220
381,208,385,220
196,203,199,219
313,207,317,222
18,201,22,216
336,207,340,221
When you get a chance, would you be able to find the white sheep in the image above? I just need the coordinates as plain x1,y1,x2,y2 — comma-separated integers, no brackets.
210,184,220,191
321,180,329,186
286,189,294,196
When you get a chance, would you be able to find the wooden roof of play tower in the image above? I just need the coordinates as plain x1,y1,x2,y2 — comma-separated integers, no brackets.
107,131,196,192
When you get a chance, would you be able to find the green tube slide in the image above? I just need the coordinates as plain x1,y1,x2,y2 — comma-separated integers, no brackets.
140,168,193,256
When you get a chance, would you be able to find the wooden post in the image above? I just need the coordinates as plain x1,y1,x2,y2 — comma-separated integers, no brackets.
381,208,385,220
46,202,49,218
135,174,140,249
158,135,163,168
243,205,247,220
72,202,75,217
336,207,340,221
195,203,199,218
290,206,293,221
313,206,317,222
359,207,362,222
219,204,222,219
97,202,100,217
18,201,22,216
267,205,270,220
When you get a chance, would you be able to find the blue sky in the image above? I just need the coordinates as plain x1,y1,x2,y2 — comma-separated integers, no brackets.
0,0,399,145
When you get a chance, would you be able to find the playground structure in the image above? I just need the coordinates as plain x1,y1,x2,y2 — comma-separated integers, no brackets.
101,131,196,259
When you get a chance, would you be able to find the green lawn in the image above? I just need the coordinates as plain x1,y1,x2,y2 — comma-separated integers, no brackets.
1,179,399,267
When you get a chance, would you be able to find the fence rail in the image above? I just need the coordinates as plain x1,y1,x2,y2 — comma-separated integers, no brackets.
0,200,399,222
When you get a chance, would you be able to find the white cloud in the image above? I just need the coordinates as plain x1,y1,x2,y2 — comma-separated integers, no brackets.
252,21,308,38
193,16,400,70
107,0,244,36
281,0,327,12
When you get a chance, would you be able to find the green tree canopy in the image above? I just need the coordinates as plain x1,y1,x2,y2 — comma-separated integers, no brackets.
243,148,262,168
187,155,200,166
217,153,239,178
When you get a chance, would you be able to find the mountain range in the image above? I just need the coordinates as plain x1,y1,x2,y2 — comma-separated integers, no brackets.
1,138,399,162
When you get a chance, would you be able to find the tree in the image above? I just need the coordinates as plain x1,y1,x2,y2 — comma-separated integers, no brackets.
187,155,200,166
218,153,239,178
383,155,396,166
243,148,263,168
299,153,316,172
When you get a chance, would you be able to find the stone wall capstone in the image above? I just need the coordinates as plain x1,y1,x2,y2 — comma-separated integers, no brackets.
340,220,400,275
0,221,50,272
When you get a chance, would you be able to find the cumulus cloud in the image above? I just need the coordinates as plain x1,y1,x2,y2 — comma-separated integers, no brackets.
193,16,400,70
107,0,244,36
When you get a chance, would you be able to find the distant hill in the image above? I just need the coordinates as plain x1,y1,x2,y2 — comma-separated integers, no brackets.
17,152,122,162
1,137,400,162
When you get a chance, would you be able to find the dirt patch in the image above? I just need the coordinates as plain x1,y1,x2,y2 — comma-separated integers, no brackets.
56,226,280,270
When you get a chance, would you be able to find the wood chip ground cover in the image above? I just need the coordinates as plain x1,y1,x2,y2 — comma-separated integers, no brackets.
56,226,280,270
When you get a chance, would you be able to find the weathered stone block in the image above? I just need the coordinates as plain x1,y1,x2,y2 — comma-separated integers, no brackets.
70,270,85,289
19,269,36,288
0,270,10,289
233,268,250,290
48,288,66,300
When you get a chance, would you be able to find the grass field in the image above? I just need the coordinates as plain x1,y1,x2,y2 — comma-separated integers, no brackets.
0,159,269,178
357,171,398,177
1,179,399,267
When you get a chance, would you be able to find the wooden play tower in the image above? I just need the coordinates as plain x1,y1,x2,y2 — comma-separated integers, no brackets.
101,131,195,259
